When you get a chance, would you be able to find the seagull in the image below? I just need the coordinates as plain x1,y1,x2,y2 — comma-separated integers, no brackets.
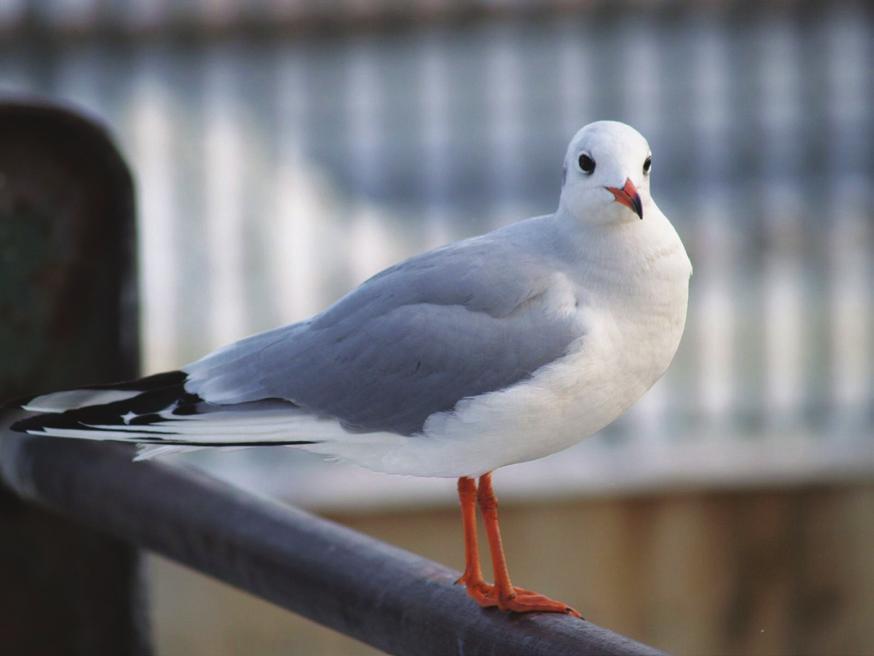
11,121,692,617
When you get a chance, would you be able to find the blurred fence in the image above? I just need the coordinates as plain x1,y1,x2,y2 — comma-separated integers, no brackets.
0,1,871,502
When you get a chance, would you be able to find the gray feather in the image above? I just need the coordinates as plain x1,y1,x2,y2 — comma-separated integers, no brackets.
184,218,584,435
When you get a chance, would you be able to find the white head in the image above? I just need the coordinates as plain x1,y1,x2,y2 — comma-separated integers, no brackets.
559,121,654,224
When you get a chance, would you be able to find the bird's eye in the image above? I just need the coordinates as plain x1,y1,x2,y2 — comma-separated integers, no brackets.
643,155,652,175
577,154,596,175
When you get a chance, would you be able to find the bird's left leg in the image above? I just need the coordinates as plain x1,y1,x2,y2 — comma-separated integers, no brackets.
477,472,581,617
455,476,497,607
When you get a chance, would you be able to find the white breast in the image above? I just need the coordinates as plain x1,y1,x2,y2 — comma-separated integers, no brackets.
337,214,691,478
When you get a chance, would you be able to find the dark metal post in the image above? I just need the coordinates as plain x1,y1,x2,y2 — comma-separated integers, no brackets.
0,101,149,655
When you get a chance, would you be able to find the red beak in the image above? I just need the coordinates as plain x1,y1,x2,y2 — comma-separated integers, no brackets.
605,179,643,220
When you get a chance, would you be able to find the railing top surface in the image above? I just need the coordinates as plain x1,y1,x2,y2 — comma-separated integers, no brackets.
0,427,664,656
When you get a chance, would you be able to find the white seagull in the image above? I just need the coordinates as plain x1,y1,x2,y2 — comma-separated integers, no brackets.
12,121,692,617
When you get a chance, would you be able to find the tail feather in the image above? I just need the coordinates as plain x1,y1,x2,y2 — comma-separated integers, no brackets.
9,371,321,452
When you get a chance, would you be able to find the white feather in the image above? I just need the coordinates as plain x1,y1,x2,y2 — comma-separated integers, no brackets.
23,389,140,413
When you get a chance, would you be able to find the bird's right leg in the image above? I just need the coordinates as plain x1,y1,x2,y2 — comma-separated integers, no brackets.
477,472,581,617
455,476,497,606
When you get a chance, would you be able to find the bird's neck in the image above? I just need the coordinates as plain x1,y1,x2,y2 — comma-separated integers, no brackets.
553,203,690,281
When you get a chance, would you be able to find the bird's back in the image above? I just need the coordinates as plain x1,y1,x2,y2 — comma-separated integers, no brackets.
184,215,586,437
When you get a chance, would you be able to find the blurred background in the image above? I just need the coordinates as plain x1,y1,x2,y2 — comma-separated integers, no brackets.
1,0,872,654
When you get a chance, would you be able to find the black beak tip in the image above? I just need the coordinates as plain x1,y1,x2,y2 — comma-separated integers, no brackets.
633,197,643,220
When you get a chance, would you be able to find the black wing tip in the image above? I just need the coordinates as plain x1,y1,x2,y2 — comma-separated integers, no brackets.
4,370,189,411
10,408,112,435
135,438,319,447
9,370,195,435
6,371,322,448
9,417,31,433
10,413,73,434
87,370,188,393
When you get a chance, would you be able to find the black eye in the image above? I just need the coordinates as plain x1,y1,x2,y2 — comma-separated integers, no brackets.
643,155,652,174
577,154,596,175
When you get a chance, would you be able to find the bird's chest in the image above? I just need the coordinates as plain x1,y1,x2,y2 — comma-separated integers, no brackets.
531,261,690,447
593,273,689,392
414,246,690,474
459,268,688,467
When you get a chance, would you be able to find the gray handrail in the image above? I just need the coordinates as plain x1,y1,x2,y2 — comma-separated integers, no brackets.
0,429,665,656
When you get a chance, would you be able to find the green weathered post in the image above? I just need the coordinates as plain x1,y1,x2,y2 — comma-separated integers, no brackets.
0,101,149,654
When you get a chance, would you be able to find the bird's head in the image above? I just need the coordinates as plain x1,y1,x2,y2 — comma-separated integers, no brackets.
559,121,653,225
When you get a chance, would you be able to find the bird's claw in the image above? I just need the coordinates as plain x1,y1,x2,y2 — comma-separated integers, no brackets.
457,576,581,618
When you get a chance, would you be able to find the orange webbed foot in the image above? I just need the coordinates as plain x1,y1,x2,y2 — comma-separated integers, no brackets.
497,586,583,618
457,576,582,618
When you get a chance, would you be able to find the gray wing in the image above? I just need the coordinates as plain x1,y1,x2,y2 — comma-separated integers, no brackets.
185,224,584,435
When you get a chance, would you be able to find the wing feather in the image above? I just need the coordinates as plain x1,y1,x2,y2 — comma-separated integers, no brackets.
185,221,585,435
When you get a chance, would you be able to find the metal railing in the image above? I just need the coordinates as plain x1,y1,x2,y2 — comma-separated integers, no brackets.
0,431,663,656
0,101,663,655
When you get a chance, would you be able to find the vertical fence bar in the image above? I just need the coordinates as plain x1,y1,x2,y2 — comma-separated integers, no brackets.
0,101,148,655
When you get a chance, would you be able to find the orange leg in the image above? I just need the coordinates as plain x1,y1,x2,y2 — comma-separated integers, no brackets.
476,472,582,618
455,477,497,607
